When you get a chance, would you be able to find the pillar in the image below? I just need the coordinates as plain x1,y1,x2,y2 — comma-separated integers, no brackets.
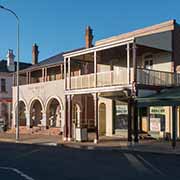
64,58,67,90
68,57,71,90
41,111,47,128
63,95,68,141
126,43,130,83
94,51,97,87
25,111,31,128
67,95,72,141
128,98,132,142
93,93,99,143
172,106,177,148
133,100,139,143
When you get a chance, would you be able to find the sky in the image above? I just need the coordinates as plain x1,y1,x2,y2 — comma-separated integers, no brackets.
0,0,179,63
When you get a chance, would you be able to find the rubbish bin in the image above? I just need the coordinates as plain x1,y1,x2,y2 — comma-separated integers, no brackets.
75,127,88,142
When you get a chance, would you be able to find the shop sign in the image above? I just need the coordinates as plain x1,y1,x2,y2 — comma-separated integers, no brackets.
150,107,165,115
150,118,160,132
116,105,128,115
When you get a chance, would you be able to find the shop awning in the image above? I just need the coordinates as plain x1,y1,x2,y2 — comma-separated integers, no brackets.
137,87,180,107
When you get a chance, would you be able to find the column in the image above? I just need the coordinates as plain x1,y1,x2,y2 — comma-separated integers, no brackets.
93,93,99,143
132,42,137,83
172,106,177,148
94,51,97,87
61,64,64,79
26,72,29,84
41,111,47,128
42,68,45,82
132,42,138,143
63,95,68,141
127,43,130,83
25,111,31,128
29,71,31,84
68,57,71,90
128,98,132,143
64,57,67,90
67,95,72,141
133,100,139,143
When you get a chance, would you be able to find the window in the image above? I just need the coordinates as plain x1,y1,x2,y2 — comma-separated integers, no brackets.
144,54,153,69
1,79,6,92
49,73,56,81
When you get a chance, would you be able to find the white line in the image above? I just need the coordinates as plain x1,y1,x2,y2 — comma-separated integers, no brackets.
124,153,150,174
0,166,35,180
137,154,166,177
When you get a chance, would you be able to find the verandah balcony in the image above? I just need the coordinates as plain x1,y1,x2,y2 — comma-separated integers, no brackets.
69,68,180,90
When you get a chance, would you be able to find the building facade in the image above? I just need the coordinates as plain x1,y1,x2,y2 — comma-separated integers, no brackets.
12,20,180,144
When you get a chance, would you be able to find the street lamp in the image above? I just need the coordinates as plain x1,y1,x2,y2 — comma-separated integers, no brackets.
0,5,20,141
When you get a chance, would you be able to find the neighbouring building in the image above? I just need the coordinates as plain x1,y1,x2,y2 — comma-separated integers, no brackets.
0,49,31,129
12,20,180,145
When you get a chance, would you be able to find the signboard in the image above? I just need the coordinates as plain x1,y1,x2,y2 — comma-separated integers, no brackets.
116,105,128,115
115,105,128,130
150,118,161,132
150,107,165,115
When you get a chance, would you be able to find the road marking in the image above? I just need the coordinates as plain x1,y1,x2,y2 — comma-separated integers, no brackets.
137,154,166,177
124,153,150,174
0,167,35,180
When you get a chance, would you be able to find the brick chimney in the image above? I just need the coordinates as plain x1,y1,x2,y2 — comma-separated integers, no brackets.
32,43,39,65
6,49,15,72
85,26,93,48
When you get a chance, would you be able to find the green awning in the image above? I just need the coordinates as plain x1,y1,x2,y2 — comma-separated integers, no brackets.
137,87,180,107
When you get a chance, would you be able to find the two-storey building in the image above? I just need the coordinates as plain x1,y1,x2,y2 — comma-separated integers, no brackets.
13,20,180,145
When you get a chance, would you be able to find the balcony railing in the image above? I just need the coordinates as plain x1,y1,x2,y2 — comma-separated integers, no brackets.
71,69,133,90
137,68,180,87
70,68,180,90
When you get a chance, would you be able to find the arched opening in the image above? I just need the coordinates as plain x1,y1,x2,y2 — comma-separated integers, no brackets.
99,103,106,135
46,98,62,128
1,103,8,127
72,104,81,128
19,101,26,126
30,100,43,127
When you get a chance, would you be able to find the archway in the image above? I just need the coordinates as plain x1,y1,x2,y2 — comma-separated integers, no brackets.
1,103,8,127
30,100,43,127
72,104,81,128
99,103,106,135
46,98,62,128
19,101,26,126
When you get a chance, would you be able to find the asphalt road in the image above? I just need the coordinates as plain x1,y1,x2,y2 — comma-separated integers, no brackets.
0,142,179,180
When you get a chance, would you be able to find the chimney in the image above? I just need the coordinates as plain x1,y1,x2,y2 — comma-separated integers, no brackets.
6,49,15,72
32,43,39,64
85,26,93,48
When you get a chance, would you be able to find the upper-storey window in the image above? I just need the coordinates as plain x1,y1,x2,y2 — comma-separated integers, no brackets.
49,73,56,81
1,79,6,92
144,54,153,70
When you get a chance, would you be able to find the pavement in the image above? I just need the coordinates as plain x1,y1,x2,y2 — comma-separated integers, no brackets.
0,132,180,155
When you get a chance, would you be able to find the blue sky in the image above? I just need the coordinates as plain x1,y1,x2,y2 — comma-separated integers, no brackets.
0,0,179,63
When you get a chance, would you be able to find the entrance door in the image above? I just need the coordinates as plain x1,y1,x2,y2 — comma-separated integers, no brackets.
99,103,106,135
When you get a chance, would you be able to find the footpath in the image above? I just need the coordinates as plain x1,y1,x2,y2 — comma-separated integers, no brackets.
0,133,180,155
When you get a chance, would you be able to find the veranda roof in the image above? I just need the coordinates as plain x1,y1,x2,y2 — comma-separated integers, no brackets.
137,87,180,107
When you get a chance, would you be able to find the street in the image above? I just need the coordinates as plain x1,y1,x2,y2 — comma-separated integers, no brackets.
0,143,179,179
